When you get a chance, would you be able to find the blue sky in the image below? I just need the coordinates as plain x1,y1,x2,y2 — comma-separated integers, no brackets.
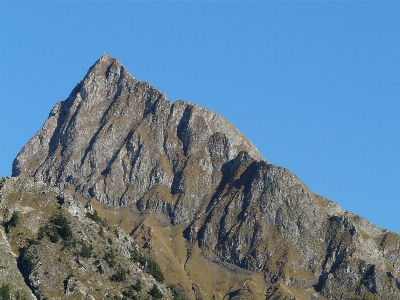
1,2,399,233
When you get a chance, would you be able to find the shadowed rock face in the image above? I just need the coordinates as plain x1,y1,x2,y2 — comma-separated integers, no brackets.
12,55,400,299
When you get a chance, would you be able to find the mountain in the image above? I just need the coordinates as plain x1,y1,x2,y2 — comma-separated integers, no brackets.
6,54,400,299
12,54,262,225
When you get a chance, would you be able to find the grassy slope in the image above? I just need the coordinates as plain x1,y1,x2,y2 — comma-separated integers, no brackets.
0,178,173,299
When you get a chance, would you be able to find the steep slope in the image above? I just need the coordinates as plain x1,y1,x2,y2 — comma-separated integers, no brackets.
184,155,400,299
11,55,400,299
0,177,175,299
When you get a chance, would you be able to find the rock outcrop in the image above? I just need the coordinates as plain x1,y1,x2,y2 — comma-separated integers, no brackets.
10,54,400,299
0,177,174,299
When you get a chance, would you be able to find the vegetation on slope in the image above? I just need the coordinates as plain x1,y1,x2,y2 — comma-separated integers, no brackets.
0,178,175,300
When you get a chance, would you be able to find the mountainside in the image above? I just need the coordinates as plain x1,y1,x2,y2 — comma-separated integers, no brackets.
7,54,400,299
0,177,176,299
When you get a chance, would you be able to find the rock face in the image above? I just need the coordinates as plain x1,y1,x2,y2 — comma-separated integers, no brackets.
11,55,400,299
13,54,262,225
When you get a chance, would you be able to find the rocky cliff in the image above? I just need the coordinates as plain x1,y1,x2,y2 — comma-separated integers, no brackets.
10,54,400,299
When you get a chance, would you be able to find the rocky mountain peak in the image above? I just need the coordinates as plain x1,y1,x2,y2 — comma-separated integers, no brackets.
9,55,400,299
67,53,133,107
13,54,263,224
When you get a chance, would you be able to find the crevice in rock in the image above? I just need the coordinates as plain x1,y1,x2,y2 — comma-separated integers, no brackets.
177,105,193,157
143,91,163,118
16,247,38,299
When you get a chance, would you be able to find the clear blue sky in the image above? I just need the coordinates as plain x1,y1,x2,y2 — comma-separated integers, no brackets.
1,2,399,233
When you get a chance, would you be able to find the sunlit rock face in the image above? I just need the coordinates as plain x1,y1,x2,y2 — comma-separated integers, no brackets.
13,54,262,225
12,55,400,299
